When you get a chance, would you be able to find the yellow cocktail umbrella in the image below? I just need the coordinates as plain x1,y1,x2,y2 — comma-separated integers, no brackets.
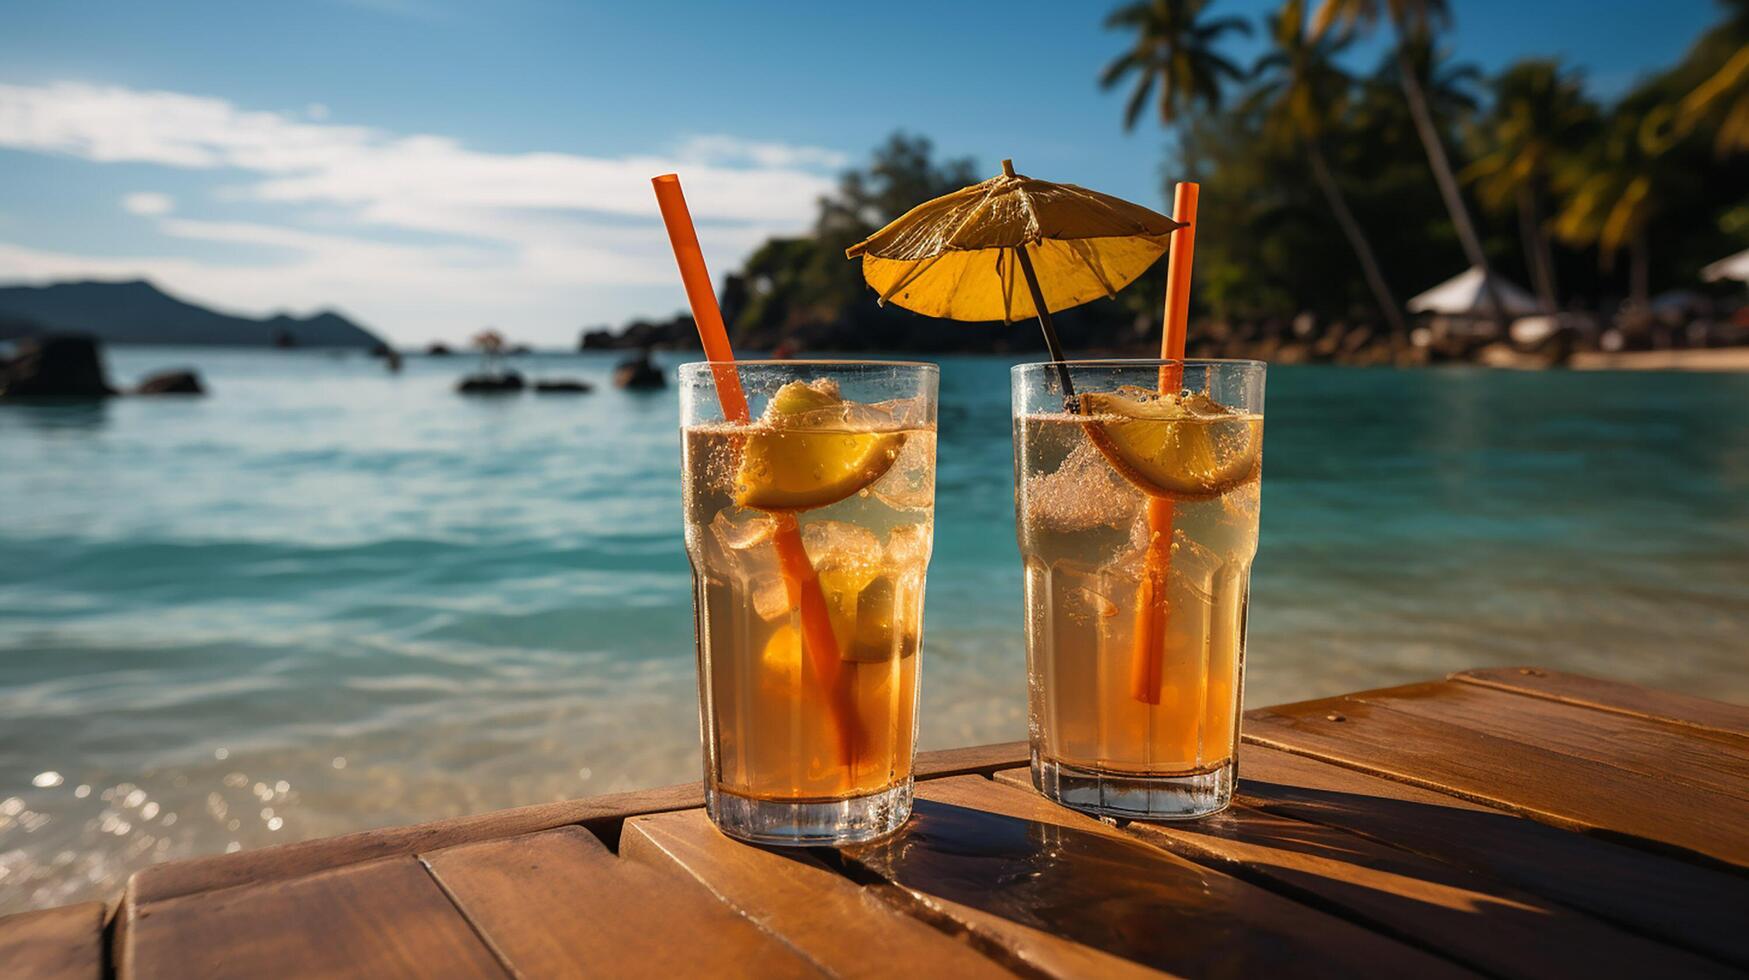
845,159,1182,385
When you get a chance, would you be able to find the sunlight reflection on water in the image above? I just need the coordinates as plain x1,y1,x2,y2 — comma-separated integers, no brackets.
1,348,1746,910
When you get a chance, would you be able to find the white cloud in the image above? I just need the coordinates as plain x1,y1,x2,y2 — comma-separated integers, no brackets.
677,134,850,171
0,82,849,343
121,192,175,216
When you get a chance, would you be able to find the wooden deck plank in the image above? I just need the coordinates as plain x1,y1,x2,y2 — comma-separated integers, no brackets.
620,809,1015,978
1245,690,1749,868
841,775,1475,979
422,825,819,978
120,856,504,979
0,901,105,980
914,740,1031,779
991,767,1732,979
1233,743,1749,969
127,742,1029,906
126,781,703,907
1350,680,1749,801
1454,666,1749,738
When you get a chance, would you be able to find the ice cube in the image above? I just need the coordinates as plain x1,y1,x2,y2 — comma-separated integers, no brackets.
1076,584,1119,620
710,509,776,551
868,396,928,428
750,572,792,622
1167,529,1224,597
869,437,934,512
800,519,881,569
841,396,900,430
885,522,933,567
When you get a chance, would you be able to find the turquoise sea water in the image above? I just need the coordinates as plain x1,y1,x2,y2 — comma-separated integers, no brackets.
2,348,1747,910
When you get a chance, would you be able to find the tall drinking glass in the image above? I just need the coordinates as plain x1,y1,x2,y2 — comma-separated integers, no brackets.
1013,360,1264,819
680,361,938,844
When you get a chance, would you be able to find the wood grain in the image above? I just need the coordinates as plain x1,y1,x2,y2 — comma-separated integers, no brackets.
423,825,818,978
0,901,105,980
1245,689,1749,868
841,775,1473,979
914,740,1030,779
992,767,1730,978
121,856,504,979
128,742,1029,906
1233,743,1749,969
1453,667,1749,738
1350,681,1749,801
621,809,1014,978
126,781,703,907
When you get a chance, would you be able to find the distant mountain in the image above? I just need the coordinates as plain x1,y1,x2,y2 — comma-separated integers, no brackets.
0,280,387,349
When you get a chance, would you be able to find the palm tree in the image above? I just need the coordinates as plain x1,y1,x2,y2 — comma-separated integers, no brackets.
1464,60,1599,311
1554,110,1667,312
1249,0,1405,334
1311,0,1509,325
1667,0,1749,155
1101,0,1252,131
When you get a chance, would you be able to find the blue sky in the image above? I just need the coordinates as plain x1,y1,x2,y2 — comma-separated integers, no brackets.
0,0,1716,345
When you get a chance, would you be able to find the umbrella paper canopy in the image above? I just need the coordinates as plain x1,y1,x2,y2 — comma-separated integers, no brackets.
846,160,1182,323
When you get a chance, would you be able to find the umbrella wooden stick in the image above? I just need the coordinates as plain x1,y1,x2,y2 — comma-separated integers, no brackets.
1013,243,1077,401
1001,160,1078,402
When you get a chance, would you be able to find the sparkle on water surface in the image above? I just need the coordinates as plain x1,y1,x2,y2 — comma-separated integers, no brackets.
1,348,1746,911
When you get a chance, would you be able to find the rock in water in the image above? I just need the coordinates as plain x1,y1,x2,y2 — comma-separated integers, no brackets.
534,379,593,393
0,334,117,399
612,354,665,390
135,370,206,395
457,371,525,394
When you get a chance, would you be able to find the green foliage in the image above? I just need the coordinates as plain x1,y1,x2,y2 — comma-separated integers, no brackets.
1464,61,1598,215
1164,0,1749,318
648,2,1749,353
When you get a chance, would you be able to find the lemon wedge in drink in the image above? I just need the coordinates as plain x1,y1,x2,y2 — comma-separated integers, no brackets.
735,381,907,512
1080,391,1261,499
760,624,804,692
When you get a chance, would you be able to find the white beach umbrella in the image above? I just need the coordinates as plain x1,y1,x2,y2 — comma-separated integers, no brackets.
1701,247,1749,283
1407,266,1542,317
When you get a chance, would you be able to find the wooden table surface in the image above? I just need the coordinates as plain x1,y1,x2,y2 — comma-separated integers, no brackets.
6,666,1747,978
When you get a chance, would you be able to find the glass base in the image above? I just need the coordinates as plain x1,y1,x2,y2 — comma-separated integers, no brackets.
706,779,913,846
1033,755,1234,821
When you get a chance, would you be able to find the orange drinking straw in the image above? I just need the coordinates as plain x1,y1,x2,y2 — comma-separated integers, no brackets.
651,174,862,768
1130,182,1199,704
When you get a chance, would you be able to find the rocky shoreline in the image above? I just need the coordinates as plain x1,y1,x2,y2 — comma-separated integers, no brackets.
579,309,1748,371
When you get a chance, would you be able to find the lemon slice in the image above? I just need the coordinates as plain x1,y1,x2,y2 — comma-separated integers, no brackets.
1080,391,1261,499
759,624,804,692
735,382,906,511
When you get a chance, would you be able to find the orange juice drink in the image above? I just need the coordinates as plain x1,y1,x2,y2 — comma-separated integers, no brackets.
1014,360,1264,819
681,362,936,844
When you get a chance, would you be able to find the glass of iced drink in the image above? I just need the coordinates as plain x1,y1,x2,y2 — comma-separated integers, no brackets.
1014,360,1264,819
680,361,937,844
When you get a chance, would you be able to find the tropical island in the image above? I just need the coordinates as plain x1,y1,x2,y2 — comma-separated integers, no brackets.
585,0,1749,368
0,280,386,350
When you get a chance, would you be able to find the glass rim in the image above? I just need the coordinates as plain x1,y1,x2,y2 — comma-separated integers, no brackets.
680,358,939,373
1011,358,1266,371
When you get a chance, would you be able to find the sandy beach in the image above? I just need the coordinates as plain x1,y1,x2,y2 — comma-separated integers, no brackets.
1570,347,1749,372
